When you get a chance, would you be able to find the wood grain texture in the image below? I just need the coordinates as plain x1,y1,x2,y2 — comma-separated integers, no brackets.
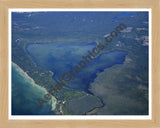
0,0,160,127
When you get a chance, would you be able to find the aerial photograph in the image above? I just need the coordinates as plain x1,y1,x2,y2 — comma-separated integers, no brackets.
11,10,149,115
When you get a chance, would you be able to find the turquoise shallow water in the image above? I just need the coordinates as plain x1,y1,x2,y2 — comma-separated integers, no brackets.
11,11,149,115
12,63,56,115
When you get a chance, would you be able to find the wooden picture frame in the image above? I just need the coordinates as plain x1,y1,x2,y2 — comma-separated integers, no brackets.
0,0,160,128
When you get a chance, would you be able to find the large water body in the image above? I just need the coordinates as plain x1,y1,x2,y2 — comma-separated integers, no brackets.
26,42,128,93
12,63,56,115
12,11,148,115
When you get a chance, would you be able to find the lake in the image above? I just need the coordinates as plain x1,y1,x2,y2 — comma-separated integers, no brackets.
26,42,128,94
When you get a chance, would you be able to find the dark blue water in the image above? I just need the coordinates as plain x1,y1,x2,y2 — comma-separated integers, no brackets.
26,42,127,93
12,11,149,115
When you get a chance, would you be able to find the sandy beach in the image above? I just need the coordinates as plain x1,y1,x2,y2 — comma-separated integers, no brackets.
12,62,57,111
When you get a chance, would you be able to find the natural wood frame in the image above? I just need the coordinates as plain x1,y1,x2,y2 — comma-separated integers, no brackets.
0,0,160,128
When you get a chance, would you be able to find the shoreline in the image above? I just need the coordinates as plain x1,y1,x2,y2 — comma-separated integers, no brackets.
12,62,57,110
12,62,42,87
